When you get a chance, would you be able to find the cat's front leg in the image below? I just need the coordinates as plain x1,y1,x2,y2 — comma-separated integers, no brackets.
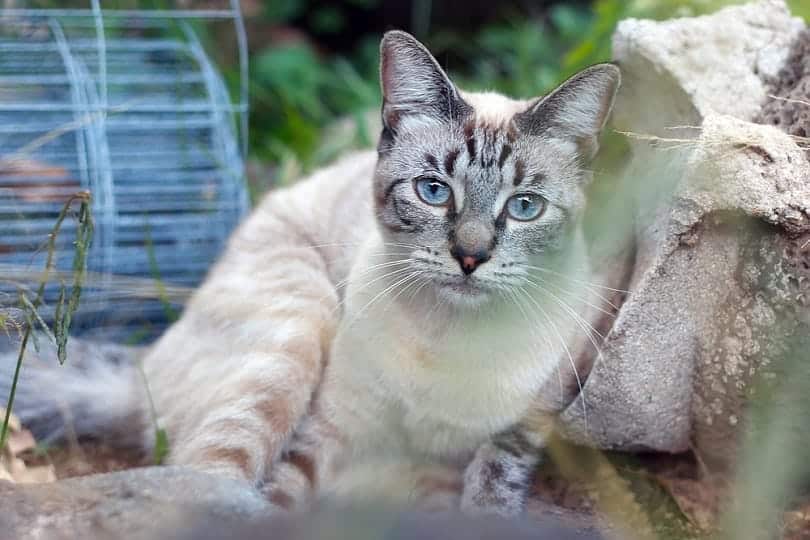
262,409,348,512
460,427,545,517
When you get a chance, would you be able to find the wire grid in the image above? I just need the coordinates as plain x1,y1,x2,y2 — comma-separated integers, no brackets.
0,1,249,341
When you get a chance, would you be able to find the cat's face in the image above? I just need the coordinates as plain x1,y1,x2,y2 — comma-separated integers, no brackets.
373,31,620,306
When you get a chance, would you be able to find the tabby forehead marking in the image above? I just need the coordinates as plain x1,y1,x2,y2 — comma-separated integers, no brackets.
513,160,526,186
497,144,512,170
425,153,438,170
452,120,523,189
444,148,460,176
465,125,477,164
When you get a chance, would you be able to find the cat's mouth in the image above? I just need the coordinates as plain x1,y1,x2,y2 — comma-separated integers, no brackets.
435,275,491,302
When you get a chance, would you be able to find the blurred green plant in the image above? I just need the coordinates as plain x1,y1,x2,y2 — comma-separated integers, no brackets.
249,36,380,171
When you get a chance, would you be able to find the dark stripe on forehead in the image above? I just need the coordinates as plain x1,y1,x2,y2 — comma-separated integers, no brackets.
513,159,526,186
480,131,497,169
532,173,545,184
498,144,512,170
424,153,438,170
464,123,477,163
444,148,460,176
506,122,518,144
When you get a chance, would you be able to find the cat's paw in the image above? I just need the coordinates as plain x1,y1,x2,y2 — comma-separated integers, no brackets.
261,460,313,513
460,441,536,517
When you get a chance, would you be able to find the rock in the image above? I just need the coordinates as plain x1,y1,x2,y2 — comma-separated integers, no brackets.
558,0,810,469
611,0,804,131
0,466,603,540
0,466,270,540
758,28,810,159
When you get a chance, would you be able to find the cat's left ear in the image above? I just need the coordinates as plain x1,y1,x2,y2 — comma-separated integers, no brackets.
515,64,621,160
379,31,470,136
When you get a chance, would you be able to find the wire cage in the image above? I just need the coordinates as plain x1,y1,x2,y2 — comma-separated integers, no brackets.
0,1,249,341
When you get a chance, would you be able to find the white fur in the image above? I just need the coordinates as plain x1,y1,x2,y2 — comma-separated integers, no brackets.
314,228,595,484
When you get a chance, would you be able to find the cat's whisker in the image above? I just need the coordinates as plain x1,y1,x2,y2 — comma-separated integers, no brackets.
504,286,552,352
520,277,606,374
332,265,417,315
523,264,630,295
404,274,432,309
513,284,589,432
420,288,449,332
345,271,425,328
535,276,617,319
530,271,618,319
334,258,415,290
305,241,422,250
496,269,616,318
521,265,625,312
504,286,564,408
322,250,415,266
520,276,607,340
382,271,429,313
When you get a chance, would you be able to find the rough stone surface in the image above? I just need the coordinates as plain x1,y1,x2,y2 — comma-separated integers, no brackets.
758,28,810,159
558,0,810,465
0,466,271,540
612,0,804,132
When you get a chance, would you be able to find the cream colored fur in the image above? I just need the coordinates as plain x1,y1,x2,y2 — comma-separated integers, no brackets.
139,88,607,508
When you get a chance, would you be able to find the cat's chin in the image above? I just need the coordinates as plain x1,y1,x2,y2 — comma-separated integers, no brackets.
434,278,492,308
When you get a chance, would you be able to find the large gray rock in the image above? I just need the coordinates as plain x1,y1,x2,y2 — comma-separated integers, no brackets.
611,0,804,130
558,0,810,467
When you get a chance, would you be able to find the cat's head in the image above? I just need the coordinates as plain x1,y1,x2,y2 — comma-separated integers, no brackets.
373,31,620,306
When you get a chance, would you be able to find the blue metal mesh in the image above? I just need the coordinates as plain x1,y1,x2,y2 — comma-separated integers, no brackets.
0,2,249,341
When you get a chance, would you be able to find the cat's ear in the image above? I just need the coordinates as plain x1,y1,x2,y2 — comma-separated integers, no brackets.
514,64,621,159
379,30,470,135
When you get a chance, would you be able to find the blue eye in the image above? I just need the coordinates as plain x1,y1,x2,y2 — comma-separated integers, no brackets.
414,177,452,206
506,193,546,221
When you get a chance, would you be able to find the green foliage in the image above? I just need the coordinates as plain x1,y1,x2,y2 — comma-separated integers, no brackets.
249,38,380,168
430,5,594,97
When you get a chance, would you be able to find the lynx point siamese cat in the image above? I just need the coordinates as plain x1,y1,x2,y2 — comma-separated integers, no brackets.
4,31,619,517
260,32,620,514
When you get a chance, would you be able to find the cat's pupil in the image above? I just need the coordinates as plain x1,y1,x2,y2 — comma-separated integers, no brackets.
429,183,439,194
521,199,530,211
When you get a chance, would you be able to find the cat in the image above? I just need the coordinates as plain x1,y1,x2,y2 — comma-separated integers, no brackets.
1,31,620,516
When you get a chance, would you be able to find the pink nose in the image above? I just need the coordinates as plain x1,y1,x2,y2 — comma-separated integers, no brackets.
461,256,478,273
457,254,489,275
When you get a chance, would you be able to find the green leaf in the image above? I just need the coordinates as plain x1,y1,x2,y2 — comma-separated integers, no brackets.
154,427,169,465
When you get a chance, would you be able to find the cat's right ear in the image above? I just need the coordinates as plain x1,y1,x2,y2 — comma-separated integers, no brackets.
379,31,470,141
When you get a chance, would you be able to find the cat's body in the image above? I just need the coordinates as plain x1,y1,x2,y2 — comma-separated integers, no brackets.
2,31,620,516
258,220,598,511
